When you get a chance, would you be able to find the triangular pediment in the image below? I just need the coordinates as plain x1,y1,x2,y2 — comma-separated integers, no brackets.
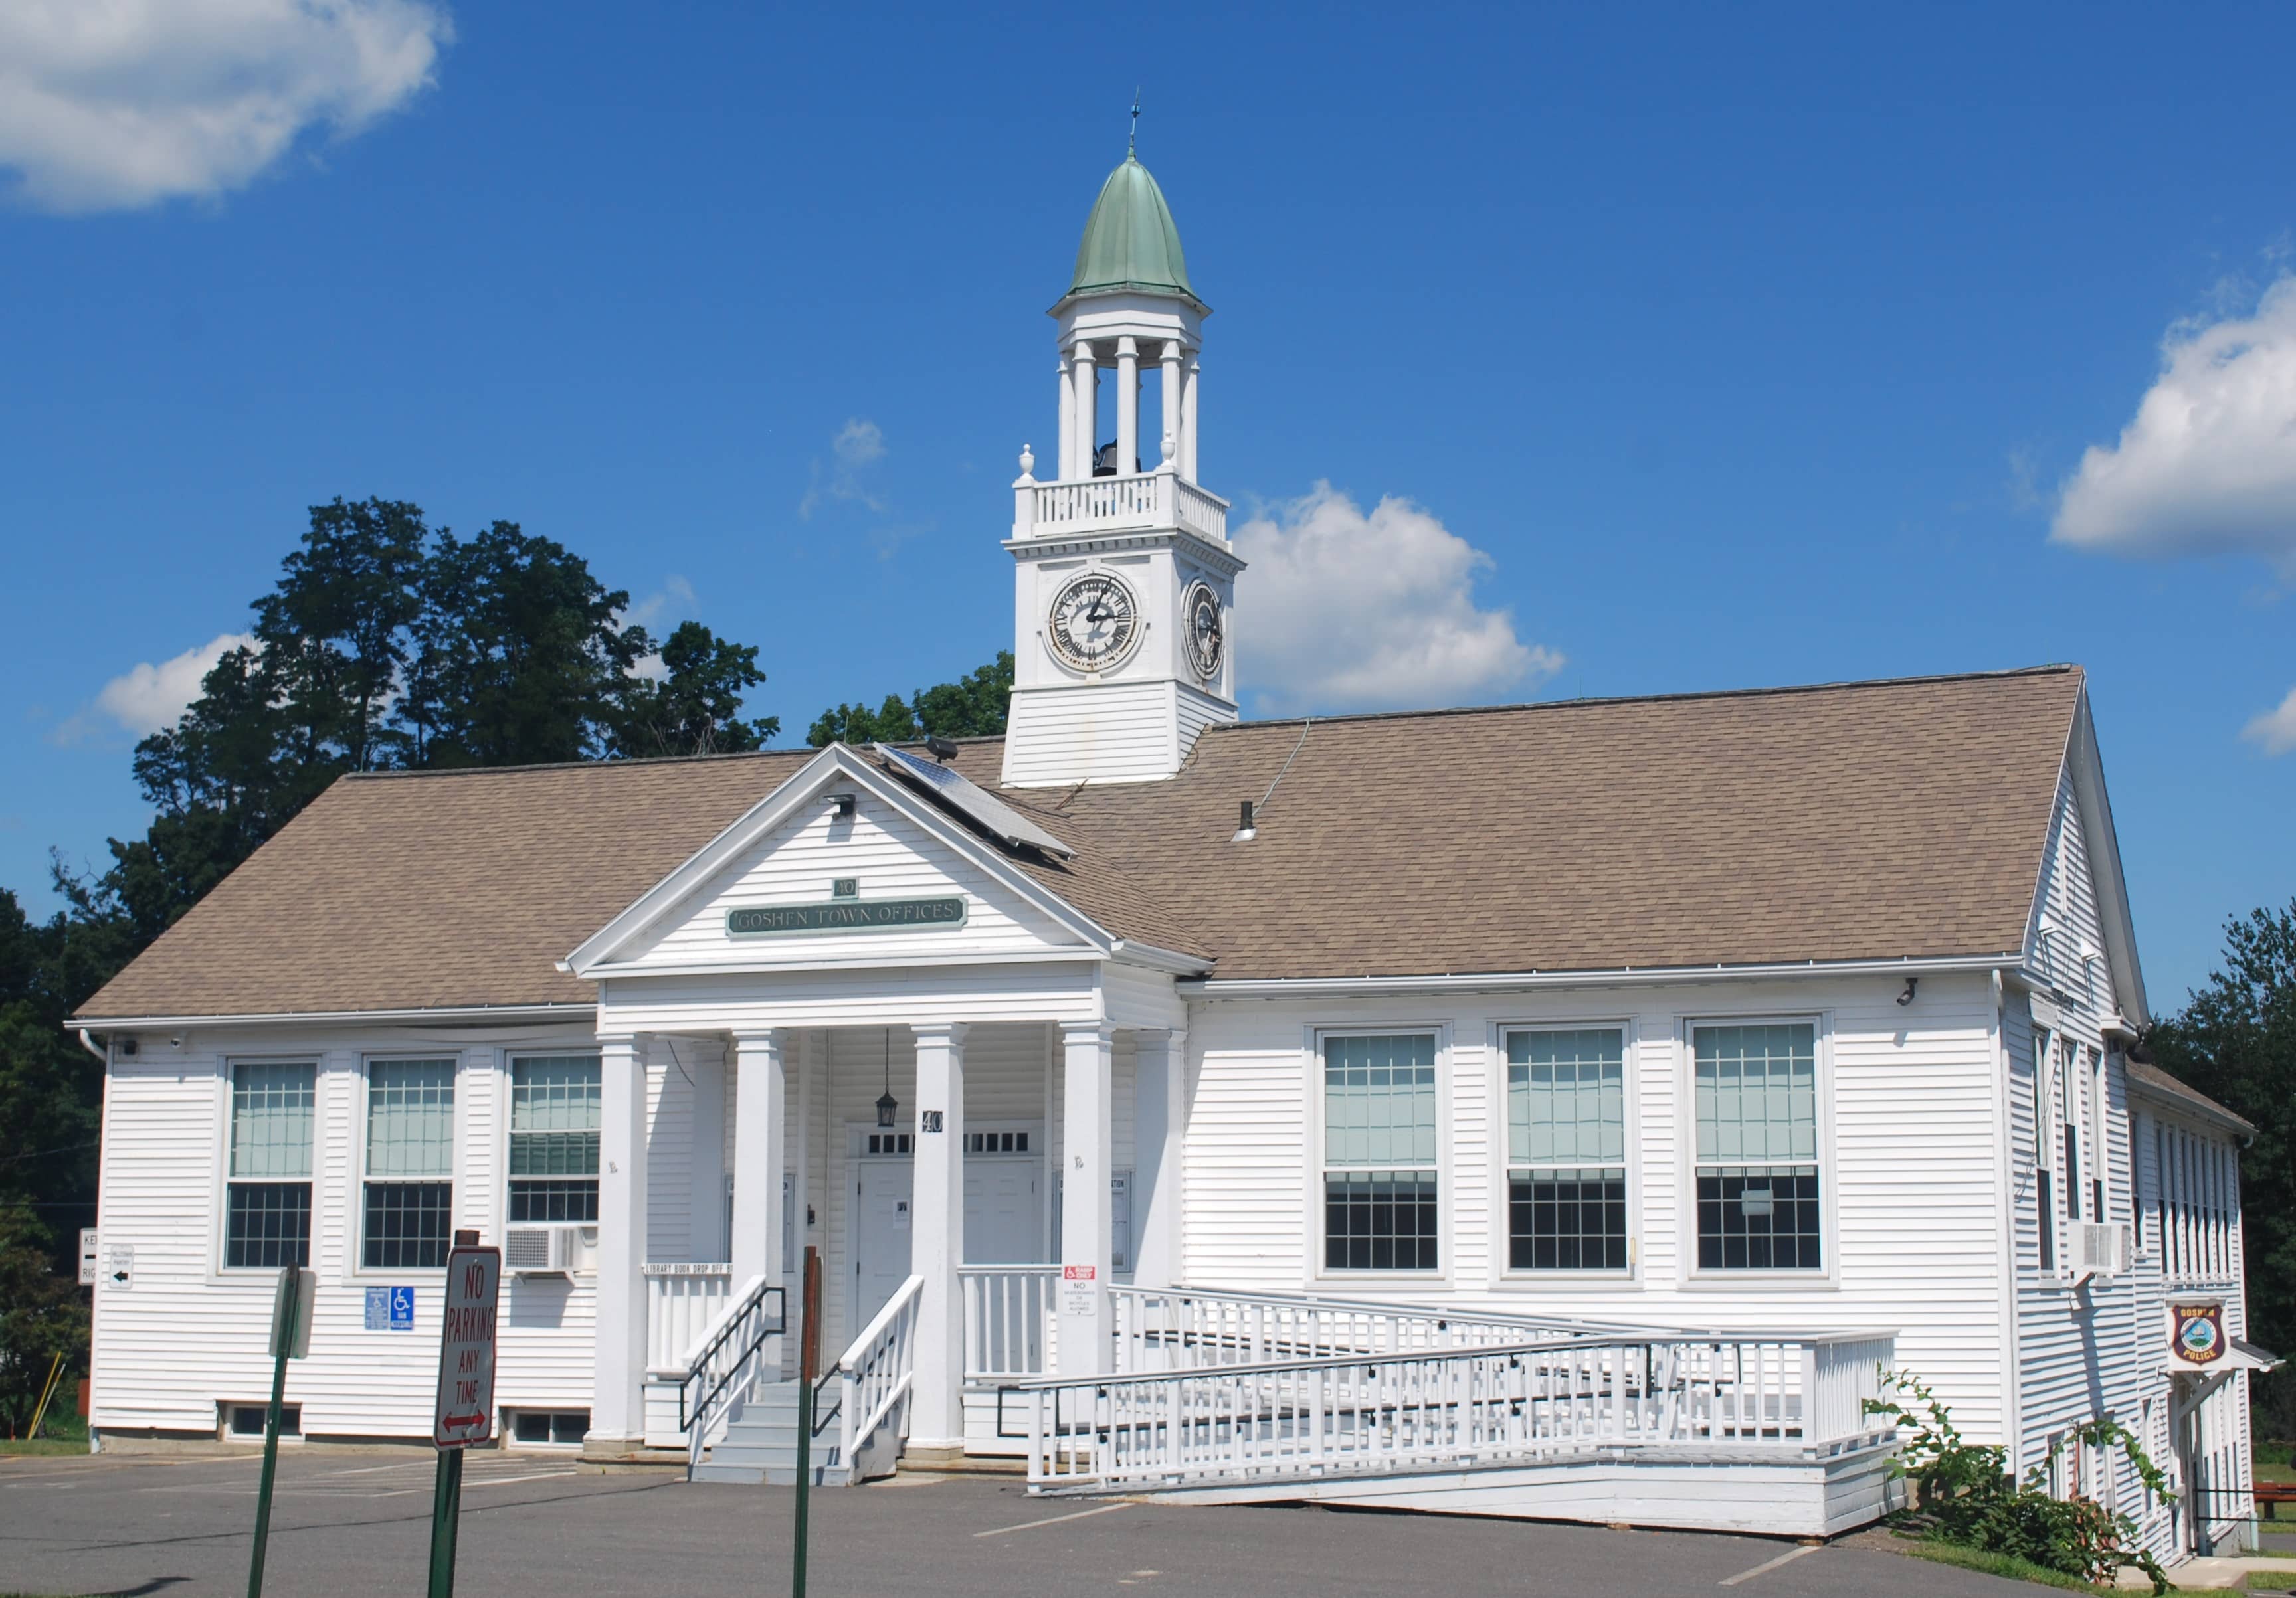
566,746,1109,978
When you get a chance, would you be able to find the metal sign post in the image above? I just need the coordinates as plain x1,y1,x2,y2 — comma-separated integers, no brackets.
428,1235,500,1598
792,1246,822,1598
247,1263,312,1598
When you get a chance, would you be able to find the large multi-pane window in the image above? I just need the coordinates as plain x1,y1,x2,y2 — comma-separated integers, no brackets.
1693,1023,1822,1271
364,1059,455,1269
227,1061,316,1268
1322,1034,1439,1271
1505,1029,1627,1271
509,1055,600,1223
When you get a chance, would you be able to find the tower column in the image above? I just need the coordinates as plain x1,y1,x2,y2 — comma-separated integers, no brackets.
1159,341,1183,468
1056,357,1074,483
1071,341,1097,478
1115,337,1139,476
1182,355,1201,480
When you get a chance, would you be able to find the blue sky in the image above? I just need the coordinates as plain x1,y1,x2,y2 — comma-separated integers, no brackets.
3,2,2292,1008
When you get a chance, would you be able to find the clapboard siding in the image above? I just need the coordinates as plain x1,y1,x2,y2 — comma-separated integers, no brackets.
90,1025,602,1438
618,782,1088,972
1181,973,2010,1439
1003,678,1181,786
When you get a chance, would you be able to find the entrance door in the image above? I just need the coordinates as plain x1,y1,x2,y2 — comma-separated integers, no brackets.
852,1157,914,1334
964,1158,1040,1263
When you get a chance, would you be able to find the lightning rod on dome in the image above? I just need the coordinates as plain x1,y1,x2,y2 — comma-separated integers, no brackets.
1129,88,1141,155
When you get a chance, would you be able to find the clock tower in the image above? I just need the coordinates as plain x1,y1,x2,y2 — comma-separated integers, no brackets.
1000,147,1244,788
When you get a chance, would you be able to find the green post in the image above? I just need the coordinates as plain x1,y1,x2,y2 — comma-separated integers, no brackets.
793,1246,821,1598
246,1265,302,1598
427,1446,464,1598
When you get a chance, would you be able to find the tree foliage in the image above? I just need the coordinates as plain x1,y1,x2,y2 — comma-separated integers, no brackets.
2146,897,2296,1436
806,651,1013,748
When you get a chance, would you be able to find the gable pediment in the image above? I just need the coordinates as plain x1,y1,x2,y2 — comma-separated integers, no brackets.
567,747,1106,978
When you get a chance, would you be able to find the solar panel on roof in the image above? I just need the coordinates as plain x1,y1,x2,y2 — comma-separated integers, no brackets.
873,744,1075,859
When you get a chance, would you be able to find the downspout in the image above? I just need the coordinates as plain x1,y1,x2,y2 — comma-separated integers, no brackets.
1991,970,2024,1478
78,1028,106,1065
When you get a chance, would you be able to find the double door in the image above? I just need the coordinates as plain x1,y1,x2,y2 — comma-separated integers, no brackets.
852,1138,1043,1334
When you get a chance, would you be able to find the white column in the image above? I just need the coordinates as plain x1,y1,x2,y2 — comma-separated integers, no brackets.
730,1031,786,1296
1159,342,1183,471
910,1022,969,1448
691,1043,728,1261
1115,337,1139,475
1056,357,1074,482
1181,355,1200,481
1071,341,1097,477
1058,1021,1115,1376
1130,1029,1185,1290
590,1033,649,1448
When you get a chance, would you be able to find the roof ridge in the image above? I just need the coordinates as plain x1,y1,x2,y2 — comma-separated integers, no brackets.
1207,664,2081,735
341,747,813,782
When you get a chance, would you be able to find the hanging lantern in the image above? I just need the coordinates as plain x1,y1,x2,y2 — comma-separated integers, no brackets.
876,1029,898,1128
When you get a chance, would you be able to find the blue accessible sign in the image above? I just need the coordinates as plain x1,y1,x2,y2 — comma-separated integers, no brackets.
365,1286,417,1331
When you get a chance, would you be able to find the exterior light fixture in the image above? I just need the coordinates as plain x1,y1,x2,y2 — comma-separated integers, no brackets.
925,735,959,762
876,1029,898,1129
1233,800,1256,842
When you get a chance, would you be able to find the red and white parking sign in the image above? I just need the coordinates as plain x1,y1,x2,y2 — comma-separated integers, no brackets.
434,1245,500,1448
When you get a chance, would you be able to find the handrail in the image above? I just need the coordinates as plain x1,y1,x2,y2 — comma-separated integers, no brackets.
678,1273,785,1476
833,1275,924,1472
1023,1329,1898,1495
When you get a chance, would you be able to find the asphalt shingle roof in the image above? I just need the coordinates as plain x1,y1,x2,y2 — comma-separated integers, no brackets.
76,666,2086,1021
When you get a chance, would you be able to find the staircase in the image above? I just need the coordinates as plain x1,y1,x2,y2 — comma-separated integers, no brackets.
683,1273,924,1486
691,1381,850,1485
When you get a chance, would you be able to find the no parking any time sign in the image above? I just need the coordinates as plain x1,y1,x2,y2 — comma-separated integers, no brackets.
434,1245,500,1448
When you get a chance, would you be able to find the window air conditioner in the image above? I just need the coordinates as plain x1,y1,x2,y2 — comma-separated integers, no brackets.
2073,1221,2128,1280
504,1225,581,1275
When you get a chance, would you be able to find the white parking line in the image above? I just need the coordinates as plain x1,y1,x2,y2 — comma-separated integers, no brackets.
974,1502,1133,1538
464,1470,581,1486
1718,1543,1822,1586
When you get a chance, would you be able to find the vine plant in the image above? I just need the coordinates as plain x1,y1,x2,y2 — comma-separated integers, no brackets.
1863,1368,2174,1594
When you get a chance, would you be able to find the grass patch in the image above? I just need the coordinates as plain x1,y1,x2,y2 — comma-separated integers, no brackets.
1881,1532,2268,1595
2257,1440,2295,1485
1,1411,88,1456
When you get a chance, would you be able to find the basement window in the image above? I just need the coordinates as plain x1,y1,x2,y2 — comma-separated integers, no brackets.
227,1403,300,1438
512,1409,590,1445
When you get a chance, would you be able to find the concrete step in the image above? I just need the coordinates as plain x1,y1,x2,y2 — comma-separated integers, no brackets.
698,1380,868,1486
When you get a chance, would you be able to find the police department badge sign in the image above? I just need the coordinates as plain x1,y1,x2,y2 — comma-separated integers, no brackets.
2168,1299,2226,1369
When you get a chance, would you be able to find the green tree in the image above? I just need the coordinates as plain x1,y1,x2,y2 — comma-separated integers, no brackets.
807,651,1013,748
609,621,782,758
402,521,647,767
2147,897,2296,1436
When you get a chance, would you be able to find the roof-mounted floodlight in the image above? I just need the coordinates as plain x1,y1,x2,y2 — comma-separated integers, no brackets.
1234,800,1256,842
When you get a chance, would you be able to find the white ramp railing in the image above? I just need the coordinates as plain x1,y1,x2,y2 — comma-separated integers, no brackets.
1023,1331,1895,1495
1105,1284,1658,1374
822,1274,923,1482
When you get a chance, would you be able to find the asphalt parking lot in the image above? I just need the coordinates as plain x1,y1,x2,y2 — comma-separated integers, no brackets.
0,1448,2037,1598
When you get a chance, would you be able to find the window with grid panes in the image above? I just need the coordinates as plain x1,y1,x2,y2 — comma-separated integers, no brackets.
2035,1025,2056,1269
227,1061,315,1268
508,1055,600,1222
1322,1034,1440,1271
363,1059,455,1268
1505,1029,1627,1271
1693,1024,1822,1270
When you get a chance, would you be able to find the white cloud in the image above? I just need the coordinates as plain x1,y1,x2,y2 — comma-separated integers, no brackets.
92,630,256,737
1233,483,1560,715
2053,276,2296,572
0,0,450,213
625,573,696,630
2243,685,2296,756
800,417,890,519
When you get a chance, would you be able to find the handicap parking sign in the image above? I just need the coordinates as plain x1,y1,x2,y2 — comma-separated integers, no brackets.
365,1285,418,1331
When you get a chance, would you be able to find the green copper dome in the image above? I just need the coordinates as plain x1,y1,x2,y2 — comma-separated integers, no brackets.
1068,155,1202,306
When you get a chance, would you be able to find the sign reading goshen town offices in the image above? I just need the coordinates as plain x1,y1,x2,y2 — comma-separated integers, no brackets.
726,896,968,938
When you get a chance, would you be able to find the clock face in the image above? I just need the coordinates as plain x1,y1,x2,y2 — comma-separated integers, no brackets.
1182,580,1224,682
1046,571,1142,673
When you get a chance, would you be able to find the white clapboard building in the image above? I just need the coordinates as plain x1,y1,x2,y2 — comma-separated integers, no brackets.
74,150,2271,1557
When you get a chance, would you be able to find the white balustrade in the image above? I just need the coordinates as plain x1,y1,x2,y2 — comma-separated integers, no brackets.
644,1263,734,1374
1021,472,1230,543
1024,1330,1895,1495
961,1266,1060,1381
